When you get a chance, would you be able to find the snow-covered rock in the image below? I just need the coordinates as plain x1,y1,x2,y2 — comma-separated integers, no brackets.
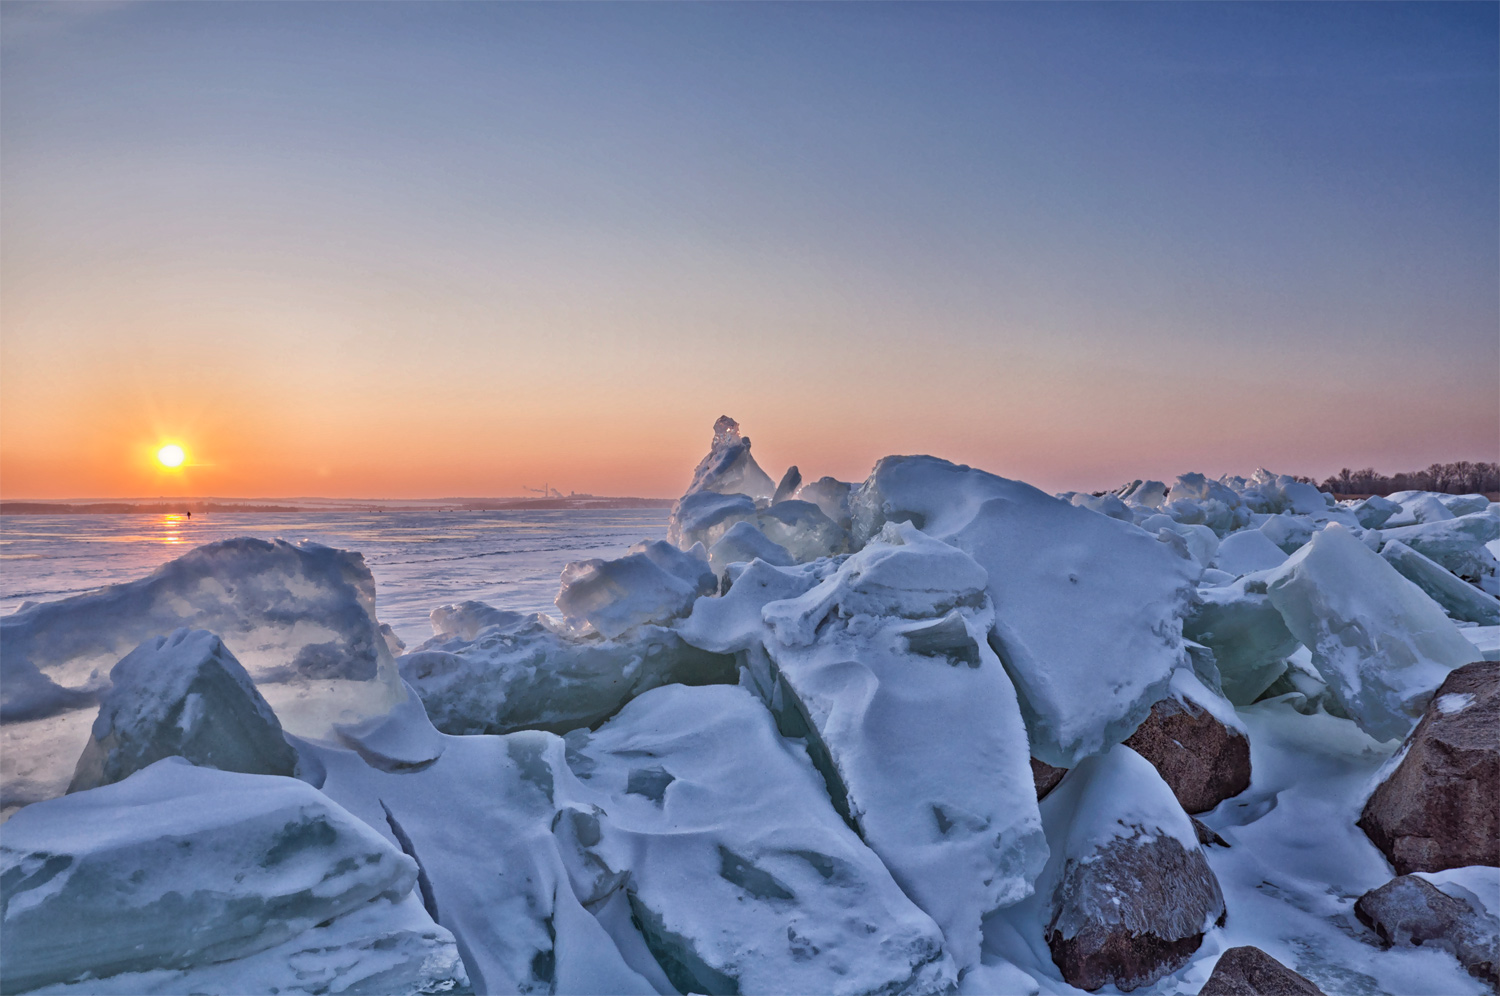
69,628,297,793
1355,875,1498,985
561,684,957,995
851,455,1197,767
1121,671,1251,814
400,609,734,736
0,537,404,737
1,759,423,994
1265,524,1476,741
1198,946,1325,996
1381,540,1500,625
1359,661,1498,874
1035,745,1226,992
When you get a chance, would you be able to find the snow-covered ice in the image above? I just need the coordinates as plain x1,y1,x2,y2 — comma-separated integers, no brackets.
6,420,1498,996
69,628,298,792
851,455,1197,767
1,759,437,994
1265,524,1477,741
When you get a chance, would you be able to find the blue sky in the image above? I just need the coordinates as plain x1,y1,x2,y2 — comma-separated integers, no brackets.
2,2,1495,497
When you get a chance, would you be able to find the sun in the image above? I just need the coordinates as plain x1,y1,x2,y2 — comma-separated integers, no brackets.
157,444,186,468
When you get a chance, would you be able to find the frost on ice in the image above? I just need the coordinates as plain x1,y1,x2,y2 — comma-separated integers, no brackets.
69,628,298,793
0,759,448,995
851,455,1197,767
1264,524,1477,742
0,537,404,737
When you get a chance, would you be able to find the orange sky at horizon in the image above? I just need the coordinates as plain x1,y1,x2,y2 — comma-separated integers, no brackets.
3,4,1495,501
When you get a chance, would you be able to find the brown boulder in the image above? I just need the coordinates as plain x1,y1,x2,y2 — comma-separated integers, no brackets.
1358,660,1499,874
1043,745,1226,992
1197,946,1324,995
1124,695,1251,814
1354,875,1498,985
1031,757,1067,800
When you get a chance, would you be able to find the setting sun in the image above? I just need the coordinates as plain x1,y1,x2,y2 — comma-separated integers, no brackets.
156,444,186,468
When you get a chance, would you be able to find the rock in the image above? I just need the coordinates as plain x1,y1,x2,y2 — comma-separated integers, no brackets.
1032,757,1067,800
1192,817,1230,848
1358,660,1499,874
1354,875,1498,985
1197,946,1325,995
1123,692,1251,814
69,629,298,793
1040,745,1226,992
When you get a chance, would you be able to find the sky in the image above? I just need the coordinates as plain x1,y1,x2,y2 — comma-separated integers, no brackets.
2,2,1496,499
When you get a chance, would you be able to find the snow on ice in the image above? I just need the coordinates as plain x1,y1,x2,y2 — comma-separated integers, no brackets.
3,415,1497,996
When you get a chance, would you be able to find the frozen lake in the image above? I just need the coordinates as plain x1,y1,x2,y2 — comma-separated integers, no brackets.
0,509,671,648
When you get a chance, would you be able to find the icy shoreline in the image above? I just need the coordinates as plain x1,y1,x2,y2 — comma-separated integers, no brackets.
2,418,1497,995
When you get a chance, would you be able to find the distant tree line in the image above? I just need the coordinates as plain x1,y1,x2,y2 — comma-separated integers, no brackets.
1320,462,1500,496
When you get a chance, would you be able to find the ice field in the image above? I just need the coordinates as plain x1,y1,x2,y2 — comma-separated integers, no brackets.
2,418,1497,996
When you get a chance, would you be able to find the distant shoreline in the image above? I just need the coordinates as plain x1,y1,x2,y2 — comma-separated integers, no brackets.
0,497,675,515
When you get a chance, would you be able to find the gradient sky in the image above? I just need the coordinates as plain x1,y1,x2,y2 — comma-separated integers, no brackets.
2,2,1496,499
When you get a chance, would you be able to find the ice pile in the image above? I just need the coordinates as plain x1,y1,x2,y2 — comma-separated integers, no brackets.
4,416,1497,996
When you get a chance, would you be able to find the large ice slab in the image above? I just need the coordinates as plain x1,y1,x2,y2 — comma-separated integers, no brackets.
400,608,734,736
22,893,470,996
69,628,298,792
1381,512,1500,582
0,537,404,737
1185,580,1300,705
1265,524,1477,741
562,684,957,995
754,522,1047,971
851,455,1197,767
1381,540,1500,625
1,759,419,994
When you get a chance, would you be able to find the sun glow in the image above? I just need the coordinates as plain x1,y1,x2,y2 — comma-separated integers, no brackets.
157,444,186,468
